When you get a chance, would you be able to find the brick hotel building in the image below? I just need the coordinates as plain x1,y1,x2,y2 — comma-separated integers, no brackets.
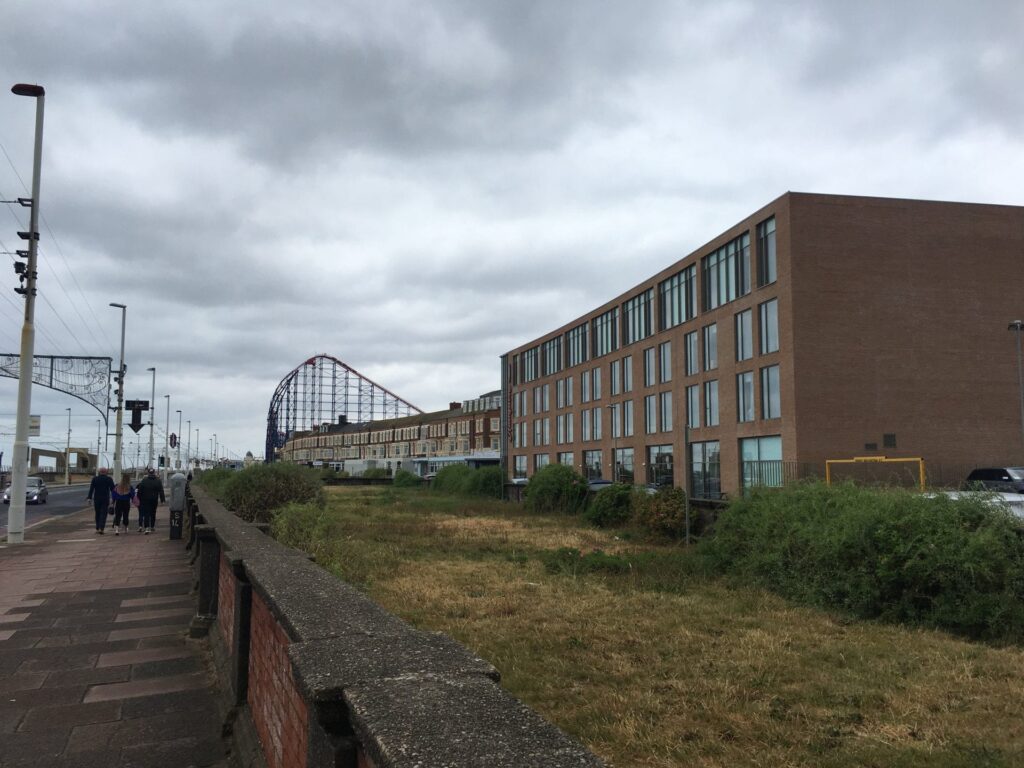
500,192,1024,498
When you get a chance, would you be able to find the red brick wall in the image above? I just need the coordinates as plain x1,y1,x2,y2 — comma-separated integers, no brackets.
217,555,235,649
249,592,309,768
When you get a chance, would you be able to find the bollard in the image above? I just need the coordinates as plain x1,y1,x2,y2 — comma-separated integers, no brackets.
169,472,186,540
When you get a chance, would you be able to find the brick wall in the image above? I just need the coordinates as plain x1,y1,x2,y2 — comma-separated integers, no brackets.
249,592,309,768
217,555,235,649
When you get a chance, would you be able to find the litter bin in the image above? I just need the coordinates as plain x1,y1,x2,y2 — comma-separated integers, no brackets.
169,472,186,540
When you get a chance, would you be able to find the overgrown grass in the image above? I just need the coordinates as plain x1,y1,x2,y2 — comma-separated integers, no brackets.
271,485,1024,768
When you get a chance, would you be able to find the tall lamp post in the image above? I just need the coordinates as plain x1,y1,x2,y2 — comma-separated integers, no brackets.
195,427,200,468
64,408,71,485
109,303,127,482
186,419,191,471
1010,320,1024,456
162,394,170,482
213,433,218,466
7,82,45,545
176,410,182,470
95,419,101,472
146,367,155,469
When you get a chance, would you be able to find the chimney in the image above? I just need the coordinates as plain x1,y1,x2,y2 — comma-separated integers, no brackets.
449,402,461,410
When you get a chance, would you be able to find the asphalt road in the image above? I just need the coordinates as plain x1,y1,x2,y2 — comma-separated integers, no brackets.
0,482,92,537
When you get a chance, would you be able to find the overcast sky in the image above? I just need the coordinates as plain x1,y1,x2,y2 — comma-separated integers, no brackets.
0,0,1021,466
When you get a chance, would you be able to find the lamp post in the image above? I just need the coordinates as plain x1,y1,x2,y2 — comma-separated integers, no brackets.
1010,320,1024,455
186,419,191,471
95,419,101,471
7,82,45,545
176,410,182,470
109,303,126,482
64,408,71,485
213,433,218,466
162,394,170,482
195,427,200,468
146,367,155,469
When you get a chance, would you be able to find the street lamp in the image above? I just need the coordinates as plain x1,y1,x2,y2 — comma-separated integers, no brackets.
109,303,126,482
186,419,191,471
1010,320,1024,455
163,394,170,482
147,367,155,469
176,410,182,470
95,419,101,471
7,82,46,545
64,408,71,485
213,433,218,465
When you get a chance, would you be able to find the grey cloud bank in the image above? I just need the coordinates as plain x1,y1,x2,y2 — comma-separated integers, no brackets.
0,0,1021,461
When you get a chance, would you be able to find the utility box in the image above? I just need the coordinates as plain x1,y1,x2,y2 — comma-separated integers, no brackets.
169,472,186,540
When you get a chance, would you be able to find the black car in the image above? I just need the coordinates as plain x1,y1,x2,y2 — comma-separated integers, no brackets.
963,467,1024,493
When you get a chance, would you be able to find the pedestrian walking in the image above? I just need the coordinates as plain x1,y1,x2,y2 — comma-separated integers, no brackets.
110,476,135,535
136,467,165,534
86,467,115,534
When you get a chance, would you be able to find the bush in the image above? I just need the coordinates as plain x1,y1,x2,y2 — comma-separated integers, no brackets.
194,467,235,500
393,469,422,488
542,547,635,576
362,468,389,479
699,481,1024,641
430,465,503,498
524,464,588,515
633,486,695,538
584,483,635,528
464,466,504,499
219,463,325,524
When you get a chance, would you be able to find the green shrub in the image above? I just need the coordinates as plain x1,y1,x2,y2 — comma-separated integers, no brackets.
464,466,504,499
542,547,635,575
584,483,635,528
524,464,588,515
633,486,695,538
194,467,235,500
699,481,1024,641
432,464,473,494
219,463,325,523
393,469,422,488
361,467,389,479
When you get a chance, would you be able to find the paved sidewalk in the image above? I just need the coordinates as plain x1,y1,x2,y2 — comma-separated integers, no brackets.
0,507,232,767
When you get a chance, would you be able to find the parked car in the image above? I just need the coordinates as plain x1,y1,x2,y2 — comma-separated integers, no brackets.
587,478,613,492
2,476,48,504
963,467,1024,494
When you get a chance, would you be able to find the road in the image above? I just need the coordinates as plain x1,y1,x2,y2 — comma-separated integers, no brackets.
0,482,92,538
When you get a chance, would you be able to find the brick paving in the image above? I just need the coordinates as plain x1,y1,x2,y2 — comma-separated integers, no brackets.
0,507,232,767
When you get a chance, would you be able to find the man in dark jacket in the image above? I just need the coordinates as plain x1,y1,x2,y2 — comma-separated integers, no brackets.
136,467,166,534
86,467,115,534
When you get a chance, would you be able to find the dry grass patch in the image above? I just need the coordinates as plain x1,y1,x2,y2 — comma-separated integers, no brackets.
274,486,1024,768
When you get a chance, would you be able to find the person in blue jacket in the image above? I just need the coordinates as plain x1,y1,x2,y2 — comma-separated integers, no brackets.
86,467,115,534
110,475,135,536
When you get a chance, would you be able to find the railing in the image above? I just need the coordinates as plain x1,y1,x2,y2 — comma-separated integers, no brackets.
184,485,604,768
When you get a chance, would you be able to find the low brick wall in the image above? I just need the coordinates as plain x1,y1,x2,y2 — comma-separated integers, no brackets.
186,485,604,768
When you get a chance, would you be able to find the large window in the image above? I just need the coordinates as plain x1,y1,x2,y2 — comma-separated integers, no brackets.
513,455,527,479
592,367,602,400
623,355,633,392
737,371,754,422
622,289,653,345
659,391,673,432
686,385,700,428
610,359,621,396
741,435,783,489
581,370,591,403
759,298,779,354
614,447,635,484
648,445,674,487
556,378,566,409
644,394,657,434
542,337,562,376
658,265,697,331
566,323,589,367
534,453,550,471
704,380,719,427
735,309,753,362
609,403,621,439
757,217,777,286
592,308,619,358
623,399,634,436
583,449,603,480
643,347,656,387
691,441,721,499
685,331,698,376
581,408,592,441
702,233,751,311
558,452,574,466
702,324,717,371
592,407,603,440
659,341,672,383
761,364,781,419
521,346,540,383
